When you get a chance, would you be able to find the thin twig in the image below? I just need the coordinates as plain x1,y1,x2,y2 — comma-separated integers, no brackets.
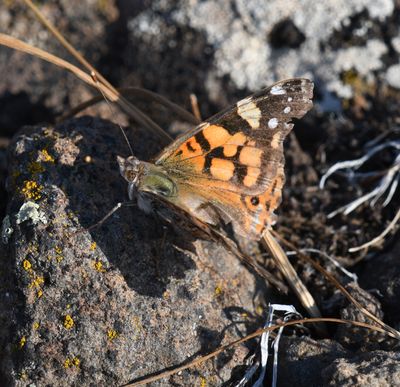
59,87,200,125
190,93,202,121
270,229,400,339
349,207,400,252
0,34,171,143
287,248,358,282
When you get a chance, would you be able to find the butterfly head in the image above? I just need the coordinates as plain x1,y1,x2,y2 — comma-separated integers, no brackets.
117,155,177,203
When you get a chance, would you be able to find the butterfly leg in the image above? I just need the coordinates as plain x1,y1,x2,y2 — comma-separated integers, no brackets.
83,201,136,233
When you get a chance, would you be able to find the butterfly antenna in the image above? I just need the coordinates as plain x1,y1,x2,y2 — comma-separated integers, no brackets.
90,71,135,157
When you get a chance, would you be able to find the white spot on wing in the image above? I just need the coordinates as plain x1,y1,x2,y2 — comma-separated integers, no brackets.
283,106,291,114
270,85,286,95
268,118,278,129
236,96,253,107
237,101,261,129
288,97,293,102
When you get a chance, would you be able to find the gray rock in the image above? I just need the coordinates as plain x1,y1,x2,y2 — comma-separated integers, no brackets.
0,117,267,386
322,350,400,386
128,0,396,103
360,239,400,327
278,337,349,387
279,337,400,387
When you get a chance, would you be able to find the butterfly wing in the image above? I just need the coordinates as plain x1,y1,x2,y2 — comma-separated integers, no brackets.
154,78,314,239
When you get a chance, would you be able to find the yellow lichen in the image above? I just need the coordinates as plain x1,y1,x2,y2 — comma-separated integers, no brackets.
64,356,80,369
54,246,63,262
93,261,106,273
64,358,72,368
214,284,223,296
33,322,40,330
21,180,43,201
29,275,44,289
23,259,32,271
107,329,118,341
19,336,26,348
256,305,264,316
200,376,207,387
27,161,45,175
64,314,74,329
40,149,55,163
37,289,43,298
90,241,97,251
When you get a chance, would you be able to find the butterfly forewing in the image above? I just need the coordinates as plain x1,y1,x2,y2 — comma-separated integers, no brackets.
154,78,314,239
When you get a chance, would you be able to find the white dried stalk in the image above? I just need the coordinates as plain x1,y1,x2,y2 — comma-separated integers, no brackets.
287,248,358,282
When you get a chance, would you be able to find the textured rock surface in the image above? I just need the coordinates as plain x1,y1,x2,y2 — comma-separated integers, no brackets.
1,1,400,386
279,337,400,387
0,117,268,386
322,350,400,386
360,239,400,327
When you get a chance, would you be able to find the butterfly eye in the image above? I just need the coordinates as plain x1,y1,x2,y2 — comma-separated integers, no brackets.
126,170,137,182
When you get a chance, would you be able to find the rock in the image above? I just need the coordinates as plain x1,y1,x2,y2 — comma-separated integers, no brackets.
0,117,266,386
279,337,400,387
334,282,385,349
322,350,400,386
278,337,349,387
360,239,400,328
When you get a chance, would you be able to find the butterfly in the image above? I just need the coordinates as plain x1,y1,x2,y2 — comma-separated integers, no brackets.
116,79,313,245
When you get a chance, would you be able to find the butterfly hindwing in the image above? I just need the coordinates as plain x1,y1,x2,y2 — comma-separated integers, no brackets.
154,78,314,239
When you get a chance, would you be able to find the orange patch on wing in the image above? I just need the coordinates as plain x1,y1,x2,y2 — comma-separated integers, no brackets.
239,147,263,167
223,144,238,157
203,125,230,148
174,138,202,159
243,166,260,187
227,132,247,146
270,132,281,149
210,158,235,181
188,155,206,173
